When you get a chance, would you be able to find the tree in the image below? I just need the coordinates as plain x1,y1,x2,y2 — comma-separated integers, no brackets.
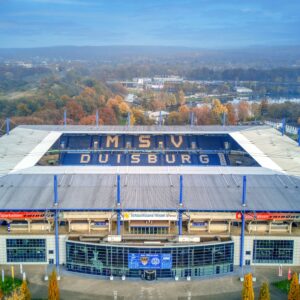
258,282,270,300
166,112,183,125
288,272,300,300
242,273,254,300
20,279,31,300
0,286,3,300
48,269,60,300
194,105,212,125
237,101,250,122
225,103,237,125
66,100,85,122
177,90,186,105
178,105,190,124
211,99,227,124
118,102,130,115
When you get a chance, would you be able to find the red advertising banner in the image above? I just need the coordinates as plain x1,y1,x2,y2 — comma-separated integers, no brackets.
236,212,300,221
0,212,45,219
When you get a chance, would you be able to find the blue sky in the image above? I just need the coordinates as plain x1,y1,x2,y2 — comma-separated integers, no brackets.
0,0,300,48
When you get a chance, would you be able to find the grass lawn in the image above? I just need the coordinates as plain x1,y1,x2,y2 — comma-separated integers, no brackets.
0,276,22,295
272,279,290,294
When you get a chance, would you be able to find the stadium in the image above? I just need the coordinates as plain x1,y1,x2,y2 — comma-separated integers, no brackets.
0,124,300,281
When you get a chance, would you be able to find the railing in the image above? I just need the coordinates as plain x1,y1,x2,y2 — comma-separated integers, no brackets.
264,120,299,135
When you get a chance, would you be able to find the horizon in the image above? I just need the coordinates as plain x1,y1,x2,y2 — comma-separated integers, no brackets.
1,0,300,48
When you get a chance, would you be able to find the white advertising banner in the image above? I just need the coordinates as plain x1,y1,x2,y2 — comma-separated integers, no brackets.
123,212,178,221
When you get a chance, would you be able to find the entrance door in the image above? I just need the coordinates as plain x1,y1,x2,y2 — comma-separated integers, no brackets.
143,270,156,281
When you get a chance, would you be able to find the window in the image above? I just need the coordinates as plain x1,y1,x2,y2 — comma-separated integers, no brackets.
246,251,251,255
6,239,46,263
245,260,251,266
49,259,54,264
49,250,54,254
253,240,293,264
66,240,234,279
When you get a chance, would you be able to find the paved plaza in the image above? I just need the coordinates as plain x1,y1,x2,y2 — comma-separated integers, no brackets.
1,265,296,299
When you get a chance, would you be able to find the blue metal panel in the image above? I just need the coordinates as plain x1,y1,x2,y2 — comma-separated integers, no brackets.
64,109,67,126
54,175,58,205
298,128,300,147
178,211,182,235
117,211,121,235
117,175,121,206
242,176,246,207
55,210,60,268
281,118,286,136
6,118,10,135
179,175,183,206
240,212,245,267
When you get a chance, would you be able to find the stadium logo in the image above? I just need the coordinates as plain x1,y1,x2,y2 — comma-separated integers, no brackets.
151,257,160,266
140,256,149,266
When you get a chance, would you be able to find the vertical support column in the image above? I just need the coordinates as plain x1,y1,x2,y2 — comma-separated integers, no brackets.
222,113,226,127
298,128,300,147
96,110,99,127
281,118,285,136
127,112,131,126
178,175,183,235
240,175,247,268
6,118,10,135
179,175,183,206
240,212,245,267
242,176,246,207
190,111,194,127
63,109,67,127
117,175,121,235
178,211,182,236
53,175,60,270
159,111,162,126
117,211,121,236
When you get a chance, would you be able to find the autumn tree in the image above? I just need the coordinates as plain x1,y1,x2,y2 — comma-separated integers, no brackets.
20,279,31,300
99,107,117,125
211,99,227,124
288,272,300,300
0,286,3,300
177,90,186,106
178,105,190,124
48,269,60,300
225,103,237,125
194,105,212,125
166,112,183,125
258,282,270,300
237,101,250,122
79,115,101,125
66,100,85,122
118,102,130,115
242,273,254,300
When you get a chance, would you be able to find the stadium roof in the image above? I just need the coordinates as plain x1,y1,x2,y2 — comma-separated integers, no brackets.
0,173,299,212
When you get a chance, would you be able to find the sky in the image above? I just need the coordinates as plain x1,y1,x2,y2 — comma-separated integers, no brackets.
0,0,300,48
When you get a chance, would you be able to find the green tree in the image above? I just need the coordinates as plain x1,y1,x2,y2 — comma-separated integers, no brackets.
20,279,31,300
258,282,270,300
288,273,300,300
242,273,254,300
48,269,60,300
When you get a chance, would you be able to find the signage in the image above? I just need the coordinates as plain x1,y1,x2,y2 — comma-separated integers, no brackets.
123,212,178,221
235,212,300,221
128,253,172,269
0,212,45,220
62,152,226,166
